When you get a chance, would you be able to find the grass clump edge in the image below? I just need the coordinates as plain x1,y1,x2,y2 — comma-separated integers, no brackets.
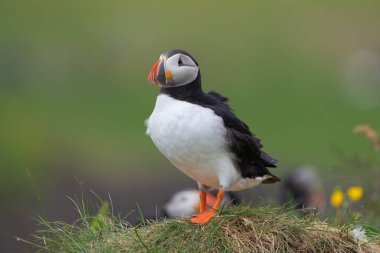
23,201,380,253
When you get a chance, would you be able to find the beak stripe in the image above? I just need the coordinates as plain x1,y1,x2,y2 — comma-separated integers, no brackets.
157,60,166,85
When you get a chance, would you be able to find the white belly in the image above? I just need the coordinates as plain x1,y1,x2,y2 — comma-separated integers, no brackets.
146,94,266,191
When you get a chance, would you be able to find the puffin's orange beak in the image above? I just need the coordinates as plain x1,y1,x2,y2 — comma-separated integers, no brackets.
147,60,161,86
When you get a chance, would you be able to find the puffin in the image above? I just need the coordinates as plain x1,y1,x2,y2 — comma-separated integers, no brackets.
146,49,280,224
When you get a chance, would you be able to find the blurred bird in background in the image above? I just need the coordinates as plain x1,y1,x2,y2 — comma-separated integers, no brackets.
279,166,325,210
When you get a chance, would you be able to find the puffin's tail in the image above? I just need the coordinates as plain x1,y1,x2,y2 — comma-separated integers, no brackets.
260,151,278,168
258,151,280,184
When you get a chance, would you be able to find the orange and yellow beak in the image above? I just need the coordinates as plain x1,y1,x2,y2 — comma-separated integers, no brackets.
148,58,174,87
147,59,161,86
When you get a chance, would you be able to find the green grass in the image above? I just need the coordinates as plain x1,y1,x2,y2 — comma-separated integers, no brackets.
24,200,380,253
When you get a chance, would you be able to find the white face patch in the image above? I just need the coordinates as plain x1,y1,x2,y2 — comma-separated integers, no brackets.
164,54,199,87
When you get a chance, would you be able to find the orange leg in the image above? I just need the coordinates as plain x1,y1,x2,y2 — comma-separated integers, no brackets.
199,191,207,213
191,190,224,224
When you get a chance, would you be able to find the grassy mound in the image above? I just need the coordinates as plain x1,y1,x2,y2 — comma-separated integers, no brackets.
28,205,380,253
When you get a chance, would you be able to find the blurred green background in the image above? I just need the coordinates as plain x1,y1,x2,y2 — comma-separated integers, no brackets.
1,0,380,251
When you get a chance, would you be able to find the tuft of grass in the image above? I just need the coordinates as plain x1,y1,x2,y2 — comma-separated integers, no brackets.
24,203,380,253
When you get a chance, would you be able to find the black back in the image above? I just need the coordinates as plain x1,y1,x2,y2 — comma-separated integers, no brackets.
160,77,280,183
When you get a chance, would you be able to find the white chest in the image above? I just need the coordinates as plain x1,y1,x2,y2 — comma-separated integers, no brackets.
146,94,227,162
146,95,233,185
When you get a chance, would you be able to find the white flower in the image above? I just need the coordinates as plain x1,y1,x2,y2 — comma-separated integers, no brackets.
352,226,366,242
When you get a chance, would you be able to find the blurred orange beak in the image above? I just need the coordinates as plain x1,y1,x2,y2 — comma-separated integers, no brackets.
147,60,160,86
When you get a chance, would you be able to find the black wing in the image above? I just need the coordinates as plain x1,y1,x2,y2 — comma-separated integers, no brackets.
207,91,229,102
203,91,280,183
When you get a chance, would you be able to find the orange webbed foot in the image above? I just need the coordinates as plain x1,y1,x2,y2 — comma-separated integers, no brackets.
191,210,216,224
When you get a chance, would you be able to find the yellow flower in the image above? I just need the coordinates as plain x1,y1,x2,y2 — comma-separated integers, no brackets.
330,189,344,208
347,186,364,202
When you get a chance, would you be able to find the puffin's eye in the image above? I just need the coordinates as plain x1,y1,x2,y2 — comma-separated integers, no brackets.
178,57,184,66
